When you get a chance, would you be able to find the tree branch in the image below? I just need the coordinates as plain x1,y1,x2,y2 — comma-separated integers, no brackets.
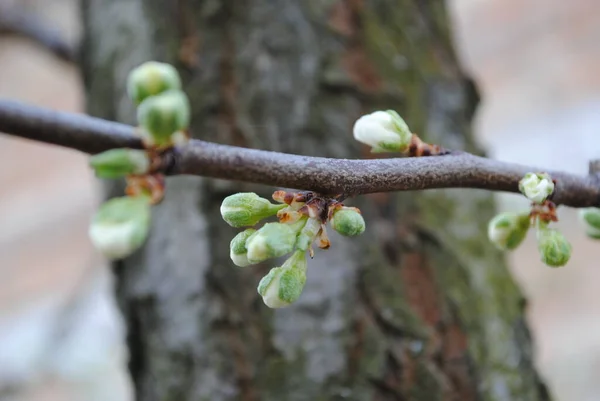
0,6,76,63
0,98,598,207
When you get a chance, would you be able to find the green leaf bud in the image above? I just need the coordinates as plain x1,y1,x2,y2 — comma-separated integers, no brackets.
579,208,600,239
127,61,182,105
537,227,572,267
89,196,151,260
229,228,256,267
137,90,190,146
220,192,285,228
330,207,366,237
487,212,530,250
257,251,307,308
89,149,150,179
519,172,554,204
246,223,297,264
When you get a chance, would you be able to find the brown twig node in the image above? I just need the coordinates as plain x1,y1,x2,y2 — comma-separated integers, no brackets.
407,134,450,157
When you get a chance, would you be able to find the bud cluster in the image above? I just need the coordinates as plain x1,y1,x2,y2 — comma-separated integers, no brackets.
88,61,192,261
487,172,571,268
221,190,366,308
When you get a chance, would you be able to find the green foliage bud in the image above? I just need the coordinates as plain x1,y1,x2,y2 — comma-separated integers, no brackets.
257,251,307,308
353,110,412,153
537,227,572,267
519,172,554,204
220,192,285,228
229,228,256,267
579,208,600,239
246,223,297,264
137,90,190,146
89,196,151,260
127,61,181,105
330,207,366,237
89,149,150,179
487,212,530,250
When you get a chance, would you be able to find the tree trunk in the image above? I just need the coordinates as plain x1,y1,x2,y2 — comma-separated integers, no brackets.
81,1,550,400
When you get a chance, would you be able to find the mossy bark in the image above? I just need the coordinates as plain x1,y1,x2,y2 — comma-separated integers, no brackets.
82,1,550,400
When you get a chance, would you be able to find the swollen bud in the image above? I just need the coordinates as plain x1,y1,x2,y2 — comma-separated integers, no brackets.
353,110,412,153
137,90,190,146
89,196,151,260
257,251,307,308
579,208,600,239
89,149,150,179
487,212,530,250
519,172,554,204
127,61,181,105
536,227,571,267
229,229,256,267
245,223,298,264
220,192,285,228
331,207,365,237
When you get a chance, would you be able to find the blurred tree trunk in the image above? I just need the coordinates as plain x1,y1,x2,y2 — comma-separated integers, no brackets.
81,1,550,400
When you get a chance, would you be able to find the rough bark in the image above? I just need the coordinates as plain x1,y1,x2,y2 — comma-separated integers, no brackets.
81,1,551,400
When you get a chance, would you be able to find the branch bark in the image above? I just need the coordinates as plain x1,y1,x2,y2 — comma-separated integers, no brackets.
0,98,598,207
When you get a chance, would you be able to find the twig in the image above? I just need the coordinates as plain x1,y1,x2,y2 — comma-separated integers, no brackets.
0,5,76,63
0,98,598,207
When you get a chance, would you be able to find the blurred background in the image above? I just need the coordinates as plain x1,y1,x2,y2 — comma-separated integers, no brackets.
0,0,598,400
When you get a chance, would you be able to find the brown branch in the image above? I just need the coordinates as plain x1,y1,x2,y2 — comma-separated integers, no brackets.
0,98,599,208
0,5,76,63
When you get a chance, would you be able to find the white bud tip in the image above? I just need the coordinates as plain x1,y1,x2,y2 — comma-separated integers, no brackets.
519,173,554,204
353,110,412,153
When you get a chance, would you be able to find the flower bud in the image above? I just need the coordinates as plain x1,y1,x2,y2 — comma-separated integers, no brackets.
353,110,412,153
137,90,190,146
220,192,285,228
89,149,150,178
331,207,365,237
229,229,256,267
89,196,151,260
246,223,298,264
537,227,571,267
257,251,307,308
519,172,554,204
487,212,530,250
579,208,600,239
127,61,182,105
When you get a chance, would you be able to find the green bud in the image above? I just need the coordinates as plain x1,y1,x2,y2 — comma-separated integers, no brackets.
487,212,531,250
537,227,572,267
89,149,150,179
89,196,151,260
246,223,297,264
229,229,256,267
353,110,412,153
127,61,182,105
519,172,554,204
579,208,600,239
220,192,285,228
137,90,190,146
257,251,307,308
330,207,366,237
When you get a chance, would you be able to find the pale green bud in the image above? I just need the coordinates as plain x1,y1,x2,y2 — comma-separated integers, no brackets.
137,90,190,146
220,192,285,228
487,212,530,250
246,223,297,264
579,208,600,239
519,172,554,204
89,149,150,179
353,110,412,153
257,251,307,308
127,61,181,105
229,229,256,267
331,207,366,237
537,227,571,267
89,196,151,260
